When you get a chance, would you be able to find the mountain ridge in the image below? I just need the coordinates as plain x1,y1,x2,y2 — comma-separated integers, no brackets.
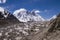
13,8,45,22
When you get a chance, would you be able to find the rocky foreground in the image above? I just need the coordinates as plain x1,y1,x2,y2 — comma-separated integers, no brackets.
0,7,47,40
0,7,60,40
0,14,60,40
0,21,47,40
29,14,60,40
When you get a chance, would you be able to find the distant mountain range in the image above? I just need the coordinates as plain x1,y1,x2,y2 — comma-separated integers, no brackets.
0,7,57,22
0,7,45,22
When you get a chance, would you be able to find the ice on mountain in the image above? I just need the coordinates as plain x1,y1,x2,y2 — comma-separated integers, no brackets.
13,8,45,22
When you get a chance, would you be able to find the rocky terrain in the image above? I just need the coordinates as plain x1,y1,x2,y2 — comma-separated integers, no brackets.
29,13,60,40
0,7,47,40
0,7,60,40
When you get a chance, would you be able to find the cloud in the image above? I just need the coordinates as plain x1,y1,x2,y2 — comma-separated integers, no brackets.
0,0,6,3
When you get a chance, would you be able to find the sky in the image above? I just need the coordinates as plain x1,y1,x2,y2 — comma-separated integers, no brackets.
0,0,60,19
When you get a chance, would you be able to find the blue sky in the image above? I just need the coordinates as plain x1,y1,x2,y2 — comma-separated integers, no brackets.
0,0,60,19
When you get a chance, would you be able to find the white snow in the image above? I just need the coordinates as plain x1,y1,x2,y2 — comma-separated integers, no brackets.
13,8,30,22
47,15,57,21
52,15,57,19
0,7,4,14
13,8,45,22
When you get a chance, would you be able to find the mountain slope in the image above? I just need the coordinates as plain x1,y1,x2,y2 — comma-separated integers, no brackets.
0,7,46,40
13,8,45,22
0,7,19,26
42,13,60,40
47,15,57,21
48,13,60,32
28,13,60,40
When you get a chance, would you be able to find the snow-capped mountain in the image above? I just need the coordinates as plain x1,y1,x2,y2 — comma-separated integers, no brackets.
13,8,45,22
30,10,45,21
47,15,57,21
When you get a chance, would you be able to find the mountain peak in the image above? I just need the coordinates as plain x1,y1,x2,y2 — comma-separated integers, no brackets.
13,8,45,22
47,15,57,21
13,8,27,15
31,10,40,14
